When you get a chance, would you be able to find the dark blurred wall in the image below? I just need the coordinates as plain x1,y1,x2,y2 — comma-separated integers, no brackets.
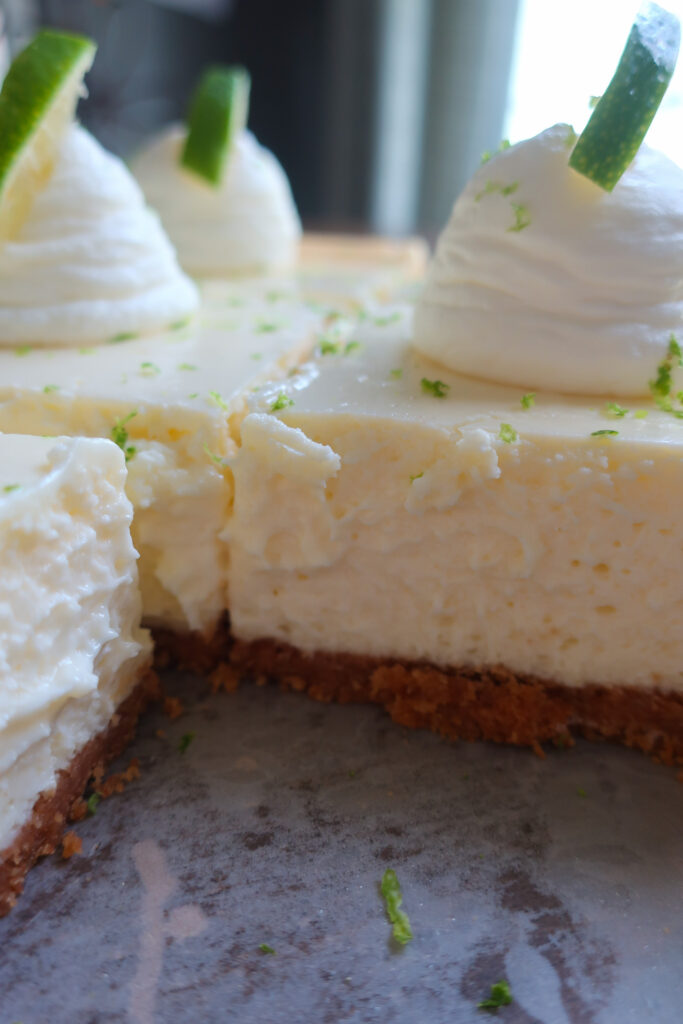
27,0,519,234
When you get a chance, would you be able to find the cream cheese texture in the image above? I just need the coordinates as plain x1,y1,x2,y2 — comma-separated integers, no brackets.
414,124,683,397
227,308,683,691
0,435,151,851
0,124,198,346
131,126,301,275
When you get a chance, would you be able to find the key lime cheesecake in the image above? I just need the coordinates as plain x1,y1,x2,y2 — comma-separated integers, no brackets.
0,434,154,915
227,6,683,762
131,66,302,277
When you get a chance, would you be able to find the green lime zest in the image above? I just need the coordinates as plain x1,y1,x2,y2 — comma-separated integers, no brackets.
591,429,618,437
499,423,517,443
181,65,251,185
380,868,413,945
111,410,138,462
270,392,294,412
258,943,275,955
421,377,449,398
478,980,512,1010
569,4,680,191
520,392,535,409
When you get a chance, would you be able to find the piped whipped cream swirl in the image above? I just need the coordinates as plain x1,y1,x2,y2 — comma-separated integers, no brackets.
0,124,198,347
131,126,302,276
414,123,683,397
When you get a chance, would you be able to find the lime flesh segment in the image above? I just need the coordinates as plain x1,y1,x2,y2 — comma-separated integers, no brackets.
0,29,96,239
180,66,251,186
569,2,680,192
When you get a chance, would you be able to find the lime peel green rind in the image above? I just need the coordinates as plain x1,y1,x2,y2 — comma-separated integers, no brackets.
181,65,251,186
380,868,413,945
569,3,680,192
0,29,96,236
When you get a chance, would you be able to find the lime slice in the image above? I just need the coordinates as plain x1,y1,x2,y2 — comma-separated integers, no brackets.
180,65,251,186
569,3,680,191
0,29,96,238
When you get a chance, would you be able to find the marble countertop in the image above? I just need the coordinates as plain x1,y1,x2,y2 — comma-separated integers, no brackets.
2,672,682,1024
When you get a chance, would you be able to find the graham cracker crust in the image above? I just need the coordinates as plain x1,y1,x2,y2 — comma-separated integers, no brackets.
152,614,231,674
0,665,159,917
231,639,683,764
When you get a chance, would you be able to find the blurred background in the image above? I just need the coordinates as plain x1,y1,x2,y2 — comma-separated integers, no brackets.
2,0,683,237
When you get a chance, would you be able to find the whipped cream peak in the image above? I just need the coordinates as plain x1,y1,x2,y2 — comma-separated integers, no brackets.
0,124,198,347
131,125,302,276
414,123,683,397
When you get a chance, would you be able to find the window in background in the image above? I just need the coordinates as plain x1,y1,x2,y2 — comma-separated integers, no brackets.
506,0,683,166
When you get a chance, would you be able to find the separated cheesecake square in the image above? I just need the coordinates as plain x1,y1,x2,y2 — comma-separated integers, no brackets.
0,433,153,914
228,308,683,758
0,280,321,640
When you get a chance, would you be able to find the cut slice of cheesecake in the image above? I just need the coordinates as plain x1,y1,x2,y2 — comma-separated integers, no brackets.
0,278,320,644
227,306,683,760
0,241,423,655
0,433,153,915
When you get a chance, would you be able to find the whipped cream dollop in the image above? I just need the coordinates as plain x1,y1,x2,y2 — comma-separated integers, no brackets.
0,124,198,347
131,126,302,276
414,124,683,397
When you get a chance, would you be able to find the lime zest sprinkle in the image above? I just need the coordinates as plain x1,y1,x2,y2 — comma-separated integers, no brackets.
421,377,449,399
605,401,628,418
255,321,278,333
508,202,531,232
258,943,276,955
319,338,341,356
374,311,402,327
203,443,224,466
14,345,31,356
480,138,511,164
3,484,19,493
178,732,195,754
634,409,648,419
591,429,618,437
87,792,100,815
208,390,229,411
111,410,138,462
499,423,517,443
380,869,413,945
390,368,403,380
577,786,588,798
410,472,424,483
478,980,512,1010
139,361,161,376
108,331,138,344
169,317,191,331
520,392,535,409
475,179,518,202
43,384,59,393
250,352,262,360
178,362,197,371
344,340,361,355
270,392,294,412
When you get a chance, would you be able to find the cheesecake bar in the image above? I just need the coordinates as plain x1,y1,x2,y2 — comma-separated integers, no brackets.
228,308,683,760
0,434,153,914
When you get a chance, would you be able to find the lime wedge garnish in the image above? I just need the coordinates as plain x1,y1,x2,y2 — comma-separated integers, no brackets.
0,29,96,238
569,3,680,191
180,65,251,186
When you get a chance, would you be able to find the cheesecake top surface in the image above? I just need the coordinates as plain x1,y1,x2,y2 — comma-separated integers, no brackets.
0,277,320,422
249,306,683,447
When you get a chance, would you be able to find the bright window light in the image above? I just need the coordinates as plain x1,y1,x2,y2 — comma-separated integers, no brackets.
506,0,683,166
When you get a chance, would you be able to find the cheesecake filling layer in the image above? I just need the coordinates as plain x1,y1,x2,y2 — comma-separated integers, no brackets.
132,126,301,275
0,124,198,346
414,124,683,397
0,279,321,635
228,309,683,692
0,435,151,852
